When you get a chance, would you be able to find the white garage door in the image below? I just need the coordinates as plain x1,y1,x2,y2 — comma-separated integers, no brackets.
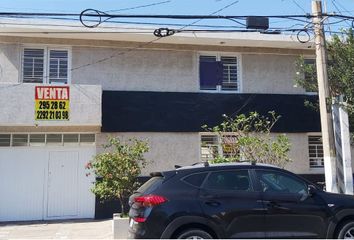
0,134,96,222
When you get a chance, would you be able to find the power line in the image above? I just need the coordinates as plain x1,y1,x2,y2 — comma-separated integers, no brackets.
292,0,307,14
0,11,353,20
65,0,241,73
0,18,250,30
105,1,171,13
0,12,313,19
331,0,352,27
177,0,239,31
0,27,313,34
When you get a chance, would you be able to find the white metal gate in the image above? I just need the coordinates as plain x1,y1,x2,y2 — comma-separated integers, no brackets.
0,147,95,222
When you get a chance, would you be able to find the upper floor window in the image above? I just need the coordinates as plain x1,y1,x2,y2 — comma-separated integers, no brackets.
199,54,239,91
22,47,70,84
303,58,317,93
308,135,324,169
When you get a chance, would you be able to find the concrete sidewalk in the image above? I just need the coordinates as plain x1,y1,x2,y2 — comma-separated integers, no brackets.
0,219,113,239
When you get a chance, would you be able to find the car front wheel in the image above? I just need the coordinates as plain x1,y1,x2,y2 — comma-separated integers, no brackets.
337,221,354,239
176,229,213,239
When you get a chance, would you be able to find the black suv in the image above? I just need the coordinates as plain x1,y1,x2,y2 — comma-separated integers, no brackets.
128,163,354,239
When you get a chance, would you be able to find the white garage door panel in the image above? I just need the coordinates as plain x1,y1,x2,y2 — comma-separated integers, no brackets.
0,147,96,222
0,149,45,221
76,149,96,218
47,151,79,218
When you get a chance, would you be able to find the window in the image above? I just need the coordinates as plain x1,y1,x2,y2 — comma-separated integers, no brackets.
182,172,208,187
256,170,307,194
220,135,239,158
204,170,251,191
201,135,219,161
308,135,324,168
29,134,45,146
23,49,44,83
303,58,317,93
199,54,239,91
12,134,28,147
22,47,70,84
201,134,239,161
80,134,95,145
49,50,68,84
0,133,96,147
63,134,79,144
47,134,62,145
0,134,11,147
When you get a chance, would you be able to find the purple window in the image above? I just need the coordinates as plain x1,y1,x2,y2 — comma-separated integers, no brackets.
199,56,223,90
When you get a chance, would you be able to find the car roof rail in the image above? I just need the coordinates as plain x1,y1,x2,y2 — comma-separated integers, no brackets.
150,172,163,177
191,161,210,167
238,160,257,165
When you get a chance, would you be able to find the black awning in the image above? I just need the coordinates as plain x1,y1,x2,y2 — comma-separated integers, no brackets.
102,91,320,133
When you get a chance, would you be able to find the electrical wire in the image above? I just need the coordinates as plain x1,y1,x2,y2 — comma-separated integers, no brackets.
1,11,353,20
331,0,352,27
0,11,352,46
0,18,251,30
105,1,171,13
176,0,239,31
44,0,242,73
292,0,307,14
0,13,311,29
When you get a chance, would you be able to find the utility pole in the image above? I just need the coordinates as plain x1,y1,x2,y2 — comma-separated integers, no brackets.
312,0,338,193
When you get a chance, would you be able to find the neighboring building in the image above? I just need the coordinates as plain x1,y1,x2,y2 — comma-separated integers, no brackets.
0,18,352,221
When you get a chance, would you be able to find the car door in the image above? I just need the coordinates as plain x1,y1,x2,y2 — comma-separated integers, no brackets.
255,169,329,238
199,169,266,238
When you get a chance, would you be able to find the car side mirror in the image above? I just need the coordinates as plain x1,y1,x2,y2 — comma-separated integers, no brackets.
308,185,317,196
299,185,317,202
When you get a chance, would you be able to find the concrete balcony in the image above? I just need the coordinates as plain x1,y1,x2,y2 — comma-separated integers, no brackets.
0,83,101,127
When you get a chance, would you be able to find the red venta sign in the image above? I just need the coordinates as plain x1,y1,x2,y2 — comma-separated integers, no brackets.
35,86,70,121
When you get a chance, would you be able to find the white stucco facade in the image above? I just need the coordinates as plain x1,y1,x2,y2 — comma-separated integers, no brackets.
0,36,350,176
97,132,353,176
0,41,309,94
0,83,102,127
0,22,352,223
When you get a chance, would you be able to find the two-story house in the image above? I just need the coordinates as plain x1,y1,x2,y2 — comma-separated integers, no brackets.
0,18,352,221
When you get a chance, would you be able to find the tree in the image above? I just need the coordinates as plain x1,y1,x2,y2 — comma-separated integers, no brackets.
295,28,354,138
86,137,149,216
203,111,291,168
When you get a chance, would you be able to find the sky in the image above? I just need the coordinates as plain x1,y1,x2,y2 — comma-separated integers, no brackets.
0,0,353,33
0,0,353,15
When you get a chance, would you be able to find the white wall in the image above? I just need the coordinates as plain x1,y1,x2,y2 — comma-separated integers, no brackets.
0,43,20,84
0,42,305,94
285,133,317,174
72,47,199,92
96,132,334,175
0,83,102,127
72,46,303,94
97,132,200,175
242,54,304,94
